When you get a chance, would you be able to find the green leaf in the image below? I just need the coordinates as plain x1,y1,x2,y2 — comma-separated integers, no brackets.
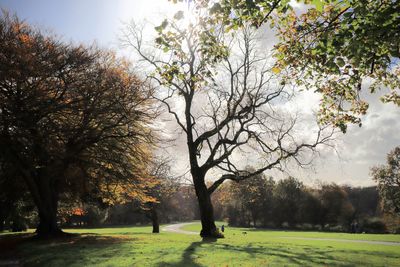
174,11,184,20
311,0,325,12
209,3,222,15
336,58,345,67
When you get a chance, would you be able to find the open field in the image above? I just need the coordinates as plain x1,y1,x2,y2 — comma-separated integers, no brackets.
1,222,400,266
182,223,400,243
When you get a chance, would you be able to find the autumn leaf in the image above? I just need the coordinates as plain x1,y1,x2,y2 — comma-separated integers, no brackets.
272,67,281,74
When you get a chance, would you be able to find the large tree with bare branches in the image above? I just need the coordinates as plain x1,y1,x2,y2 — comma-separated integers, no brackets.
124,11,333,237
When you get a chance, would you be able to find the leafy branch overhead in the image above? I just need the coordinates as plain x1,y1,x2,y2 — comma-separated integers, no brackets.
274,0,400,132
171,0,400,133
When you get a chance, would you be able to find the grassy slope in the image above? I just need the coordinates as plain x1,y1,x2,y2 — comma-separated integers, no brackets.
1,223,400,266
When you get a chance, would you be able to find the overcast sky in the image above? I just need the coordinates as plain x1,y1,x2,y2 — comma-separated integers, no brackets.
2,0,399,187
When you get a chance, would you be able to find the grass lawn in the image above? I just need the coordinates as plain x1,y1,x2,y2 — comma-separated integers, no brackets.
1,223,399,266
182,223,400,242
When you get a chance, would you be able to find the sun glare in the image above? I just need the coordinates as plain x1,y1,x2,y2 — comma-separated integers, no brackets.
116,0,190,27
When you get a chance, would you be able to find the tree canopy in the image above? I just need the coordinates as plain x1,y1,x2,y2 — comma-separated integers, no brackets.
372,146,400,216
0,13,156,236
176,0,400,132
274,0,400,132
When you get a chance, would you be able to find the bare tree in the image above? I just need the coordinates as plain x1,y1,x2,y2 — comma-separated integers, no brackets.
123,18,334,237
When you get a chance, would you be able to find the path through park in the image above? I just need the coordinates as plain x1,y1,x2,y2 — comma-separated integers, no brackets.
280,237,400,246
163,222,400,246
162,222,198,235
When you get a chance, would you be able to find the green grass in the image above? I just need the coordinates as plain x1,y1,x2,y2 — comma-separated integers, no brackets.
1,223,400,266
0,229,35,236
181,223,400,242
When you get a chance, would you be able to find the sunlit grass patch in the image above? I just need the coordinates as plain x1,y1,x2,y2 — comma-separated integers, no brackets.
1,223,400,266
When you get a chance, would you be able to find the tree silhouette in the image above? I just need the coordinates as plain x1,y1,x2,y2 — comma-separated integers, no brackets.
0,13,155,237
124,17,333,237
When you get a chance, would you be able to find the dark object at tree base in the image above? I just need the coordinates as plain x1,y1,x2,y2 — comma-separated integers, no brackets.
151,208,159,233
11,222,27,232
152,226,160,233
34,226,70,239
200,228,224,238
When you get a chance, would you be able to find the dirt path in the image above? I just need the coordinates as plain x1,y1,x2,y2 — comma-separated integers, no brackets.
162,222,198,235
280,237,400,246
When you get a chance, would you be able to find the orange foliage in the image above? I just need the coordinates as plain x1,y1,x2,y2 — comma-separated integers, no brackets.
18,33,31,44
72,208,85,216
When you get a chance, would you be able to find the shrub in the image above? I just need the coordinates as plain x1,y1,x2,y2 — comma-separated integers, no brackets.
362,218,387,234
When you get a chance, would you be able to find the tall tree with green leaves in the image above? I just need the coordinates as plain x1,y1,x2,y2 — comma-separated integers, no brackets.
273,176,304,227
137,157,178,233
372,146,400,216
274,0,400,132
178,0,399,132
226,172,274,227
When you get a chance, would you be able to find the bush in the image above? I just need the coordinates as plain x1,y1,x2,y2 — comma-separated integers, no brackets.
362,218,387,234
297,223,318,231
83,206,108,227
325,225,345,232
11,218,27,232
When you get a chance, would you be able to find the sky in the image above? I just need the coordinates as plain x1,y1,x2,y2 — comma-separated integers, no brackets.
0,0,181,47
1,0,399,187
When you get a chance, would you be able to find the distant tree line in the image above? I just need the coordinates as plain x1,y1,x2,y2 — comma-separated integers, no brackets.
2,169,399,234
0,181,200,232
59,175,400,234
212,175,392,233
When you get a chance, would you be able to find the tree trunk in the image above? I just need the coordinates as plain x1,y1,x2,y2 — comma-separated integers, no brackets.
151,207,159,233
0,217,4,232
192,172,222,238
36,208,62,236
252,213,257,228
30,176,63,237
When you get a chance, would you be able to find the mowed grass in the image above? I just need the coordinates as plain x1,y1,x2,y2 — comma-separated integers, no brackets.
1,223,399,267
182,223,400,242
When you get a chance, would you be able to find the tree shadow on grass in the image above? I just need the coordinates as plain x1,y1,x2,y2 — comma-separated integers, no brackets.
8,233,136,267
0,232,35,266
220,243,400,266
158,237,400,267
157,237,218,267
221,243,339,266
